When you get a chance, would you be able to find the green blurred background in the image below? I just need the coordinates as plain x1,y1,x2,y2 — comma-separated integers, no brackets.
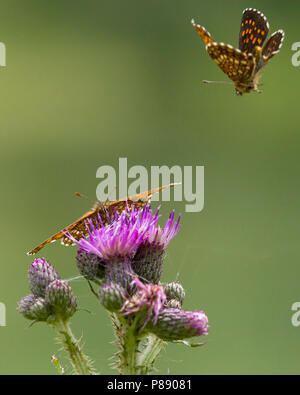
1,0,300,374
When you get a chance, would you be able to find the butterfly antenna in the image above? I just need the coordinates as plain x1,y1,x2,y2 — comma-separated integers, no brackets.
202,80,234,85
107,186,117,201
87,280,99,299
75,192,94,203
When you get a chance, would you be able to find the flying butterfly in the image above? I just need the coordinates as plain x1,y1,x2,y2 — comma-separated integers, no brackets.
191,8,284,95
27,184,179,255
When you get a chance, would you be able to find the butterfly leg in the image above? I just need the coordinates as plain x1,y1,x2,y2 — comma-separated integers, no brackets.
88,280,99,299
254,83,263,93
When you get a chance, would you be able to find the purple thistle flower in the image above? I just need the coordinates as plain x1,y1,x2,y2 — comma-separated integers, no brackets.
66,204,158,262
147,308,209,341
66,204,180,291
144,210,181,251
121,277,166,327
28,258,60,297
132,210,181,283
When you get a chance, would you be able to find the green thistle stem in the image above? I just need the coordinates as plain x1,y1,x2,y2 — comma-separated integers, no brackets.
123,322,140,374
111,313,141,375
138,333,166,374
53,318,96,375
110,313,165,375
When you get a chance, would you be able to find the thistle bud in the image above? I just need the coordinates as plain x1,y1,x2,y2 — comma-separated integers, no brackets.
17,294,50,322
28,258,60,297
99,283,126,312
148,308,209,341
132,251,163,285
163,282,185,305
45,280,77,321
76,248,105,284
104,260,136,294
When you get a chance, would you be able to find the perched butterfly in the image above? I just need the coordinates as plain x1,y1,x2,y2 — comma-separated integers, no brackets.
27,184,178,255
191,8,284,95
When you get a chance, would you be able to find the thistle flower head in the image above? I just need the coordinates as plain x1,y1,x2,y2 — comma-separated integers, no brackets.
99,282,126,312
45,279,77,321
17,294,51,322
132,209,181,283
121,277,166,326
148,308,209,341
163,282,185,305
141,210,181,252
76,248,105,284
28,258,60,297
66,204,160,262
66,204,180,264
19,259,78,325
17,294,35,316
17,295,39,320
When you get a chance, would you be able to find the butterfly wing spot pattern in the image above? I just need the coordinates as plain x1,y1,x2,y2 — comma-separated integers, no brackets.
191,19,214,45
262,30,285,61
206,43,254,82
238,8,270,54
192,8,284,95
27,183,179,256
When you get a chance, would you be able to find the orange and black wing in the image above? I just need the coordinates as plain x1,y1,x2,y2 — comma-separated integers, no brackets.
111,183,179,205
206,43,254,82
27,184,178,255
262,30,284,62
105,184,178,217
27,209,98,255
191,19,215,46
239,8,269,54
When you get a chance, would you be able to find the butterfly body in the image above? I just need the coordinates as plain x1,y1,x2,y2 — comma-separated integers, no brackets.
192,8,284,95
27,184,178,255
